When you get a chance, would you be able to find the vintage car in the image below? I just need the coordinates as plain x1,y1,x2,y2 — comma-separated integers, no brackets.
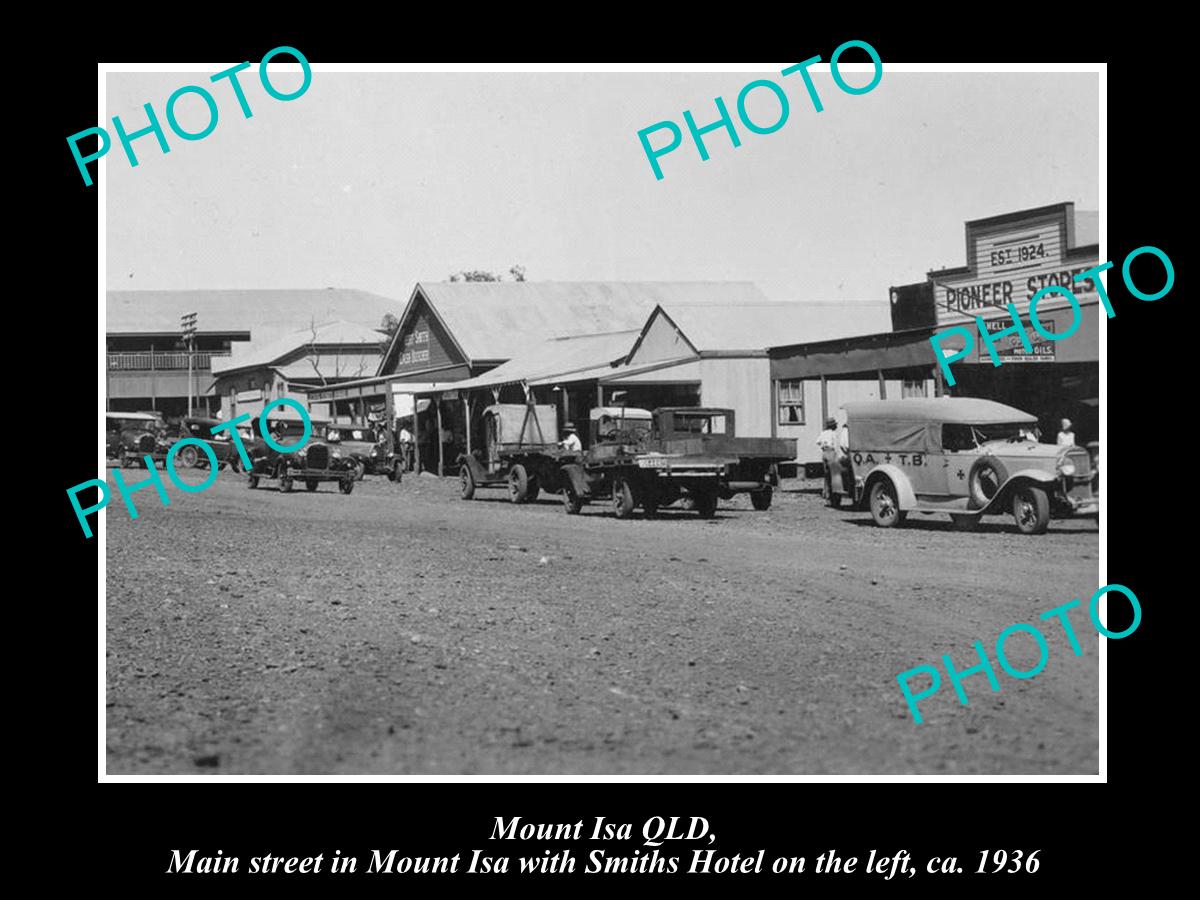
827,398,1098,535
106,411,163,461
114,413,173,468
170,416,242,471
459,403,575,503
245,416,357,494
559,406,796,518
326,423,402,482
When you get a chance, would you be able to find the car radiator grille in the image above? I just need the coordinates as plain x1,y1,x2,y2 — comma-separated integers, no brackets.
1066,448,1090,478
307,445,329,469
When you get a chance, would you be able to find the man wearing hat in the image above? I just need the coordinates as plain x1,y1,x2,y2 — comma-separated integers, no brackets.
560,422,582,453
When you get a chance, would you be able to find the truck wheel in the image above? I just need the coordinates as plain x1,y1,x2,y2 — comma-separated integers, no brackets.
306,479,319,492
280,475,294,493
751,487,773,511
460,466,476,499
508,465,530,503
562,485,582,515
950,513,980,531
1012,485,1050,535
868,479,906,528
176,444,199,468
340,477,355,495
694,489,718,519
247,474,259,490
612,479,635,519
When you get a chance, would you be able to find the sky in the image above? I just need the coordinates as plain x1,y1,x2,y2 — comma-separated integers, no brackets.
104,69,1099,308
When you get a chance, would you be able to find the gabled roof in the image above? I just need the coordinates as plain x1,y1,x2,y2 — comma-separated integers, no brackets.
212,320,384,376
106,289,397,337
399,281,771,366
633,300,893,357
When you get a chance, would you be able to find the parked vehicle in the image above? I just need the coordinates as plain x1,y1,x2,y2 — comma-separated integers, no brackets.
458,404,575,502
114,413,172,469
172,416,241,471
559,406,795,518
245,416,357,494
326,424,402,482
829,398,1098,535
106,411,163,461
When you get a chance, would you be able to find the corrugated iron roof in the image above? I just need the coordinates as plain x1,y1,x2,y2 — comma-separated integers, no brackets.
275,353,382,380
106,289,397,336
657,301,893,353
843,398,1037,424
212,320,384,376
413,281,771,363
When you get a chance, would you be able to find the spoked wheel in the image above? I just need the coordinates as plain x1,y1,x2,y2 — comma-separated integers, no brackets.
306,479,319,492
460,466,476,500
612,478,636,519
176,444,199,468
868,479,906,528
562,485,583,515
750,487,773,511
508,464,531,503
1011,485,1050,535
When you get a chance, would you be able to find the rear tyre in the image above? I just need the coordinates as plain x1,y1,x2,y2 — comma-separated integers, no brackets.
1012,485,1050,535
508,464,530,503
612,479,636,519
868,479,905,528
306,479,319,492
750,487,773,511
460,466,476,500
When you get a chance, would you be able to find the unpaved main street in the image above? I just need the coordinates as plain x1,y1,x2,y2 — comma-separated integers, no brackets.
105,470,1100,774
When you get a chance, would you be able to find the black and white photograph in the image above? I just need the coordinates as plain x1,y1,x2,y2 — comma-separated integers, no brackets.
97,62,1103,777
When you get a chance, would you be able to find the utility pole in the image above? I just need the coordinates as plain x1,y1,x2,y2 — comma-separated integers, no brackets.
181,312,197,417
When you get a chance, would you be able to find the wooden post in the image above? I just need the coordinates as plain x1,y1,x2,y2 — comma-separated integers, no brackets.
596,382,603,408
436,399,445,476
820,375,828,423
933,364,944,397
150,349,157,411
877,369,887,400
463,395,471,455
413,399,422,474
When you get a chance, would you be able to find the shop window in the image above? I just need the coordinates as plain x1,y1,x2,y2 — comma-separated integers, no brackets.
777,379,805,425
902,378,927,398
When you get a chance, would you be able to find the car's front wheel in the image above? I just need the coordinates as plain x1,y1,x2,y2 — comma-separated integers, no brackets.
612,478,636,519
247,474,259,490
562,485,582,515
176,444,199,468
340,477,355,495
460,466,476,500
279,475,294,493
388,461,403,483
306,479,319,492
1011,485,1050,535
868,479,906,528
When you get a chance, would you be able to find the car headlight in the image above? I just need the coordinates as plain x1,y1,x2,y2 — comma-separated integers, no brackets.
332,450,342,458
1058,461,1076,477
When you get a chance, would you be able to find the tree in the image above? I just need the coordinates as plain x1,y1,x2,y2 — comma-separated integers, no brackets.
448,264,528,283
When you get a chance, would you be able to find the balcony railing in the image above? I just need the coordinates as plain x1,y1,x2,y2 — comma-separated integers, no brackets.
107,350,231,371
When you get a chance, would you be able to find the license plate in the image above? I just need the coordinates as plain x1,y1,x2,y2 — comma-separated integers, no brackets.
637,457,668,468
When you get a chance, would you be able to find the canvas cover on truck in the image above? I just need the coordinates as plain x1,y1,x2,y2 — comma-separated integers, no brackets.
484,403,559,449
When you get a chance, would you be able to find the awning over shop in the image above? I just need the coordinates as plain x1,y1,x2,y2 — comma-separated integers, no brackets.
769,328,937,380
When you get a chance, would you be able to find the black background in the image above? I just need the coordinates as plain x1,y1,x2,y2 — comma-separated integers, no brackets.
34,12,1179,893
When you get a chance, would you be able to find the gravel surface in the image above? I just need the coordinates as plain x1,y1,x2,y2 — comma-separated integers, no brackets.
105,468,1100,775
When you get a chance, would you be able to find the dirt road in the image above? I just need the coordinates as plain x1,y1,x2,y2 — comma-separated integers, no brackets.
105,470,1100,774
